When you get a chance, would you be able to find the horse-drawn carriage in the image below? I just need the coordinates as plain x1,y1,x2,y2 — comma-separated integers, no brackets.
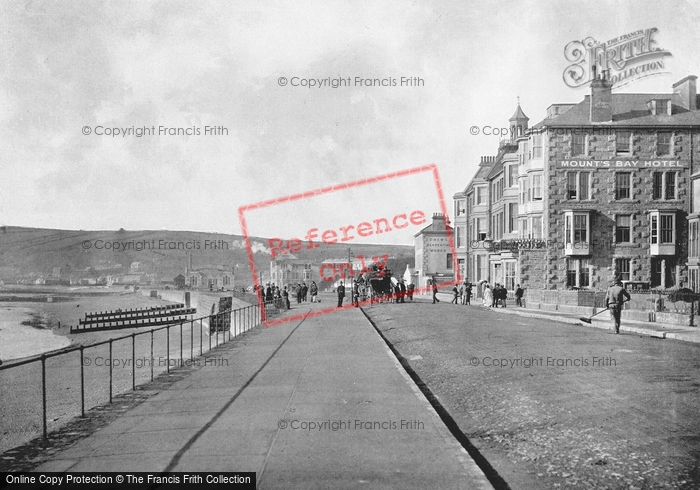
356,263,395,304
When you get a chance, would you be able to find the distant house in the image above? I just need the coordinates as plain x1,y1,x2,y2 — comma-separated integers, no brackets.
174,274,186,289
34,277,46,285
270,255,314,288
121,274,144,284
186,268,233,290
130,262,141,272
52,267,62,279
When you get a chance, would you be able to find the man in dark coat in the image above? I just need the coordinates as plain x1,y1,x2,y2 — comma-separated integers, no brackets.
515,284,524,307
337,281,345,307
398,279,406,303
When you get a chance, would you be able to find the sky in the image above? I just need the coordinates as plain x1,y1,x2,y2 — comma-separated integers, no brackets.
2,0,700,245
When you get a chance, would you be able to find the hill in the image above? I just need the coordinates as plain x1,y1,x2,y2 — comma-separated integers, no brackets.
0,226,414,287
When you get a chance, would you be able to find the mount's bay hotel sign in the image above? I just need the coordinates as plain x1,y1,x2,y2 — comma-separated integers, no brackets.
563,28,671,88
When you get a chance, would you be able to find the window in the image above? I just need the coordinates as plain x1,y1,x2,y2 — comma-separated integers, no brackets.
532,216,542,239
564,211,590,246
509,203,518,233
615,172,631,199
508,165,518,187
690,221,699,259
446,253,453,270
615,215,631,243
505,262,516,291
665,172,676,200
476,187,485,205
521,179,529,204
572,132,586,156
574,214,587,242
579,172,589,200
532,174,542,200
653,172,663,199
616,130,631,154
567,172,576,199
654,171,677,200
657,131,672,156
690,267,699,293
660,215,673,243
532,133,542,158
651,257,677,288
615,258,630,282
456,227,463,248
477,218,487,241
566,258,590,288
456,200,466,216
650,212,675,245
567,171,589,200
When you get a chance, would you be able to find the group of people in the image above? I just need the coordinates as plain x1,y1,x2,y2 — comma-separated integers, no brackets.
337,278,416,307
430,279,525,308
254,281,319,310
450,282,474,305
481,283,508,308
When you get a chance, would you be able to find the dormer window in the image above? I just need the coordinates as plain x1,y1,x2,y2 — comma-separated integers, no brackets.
647,99,672,116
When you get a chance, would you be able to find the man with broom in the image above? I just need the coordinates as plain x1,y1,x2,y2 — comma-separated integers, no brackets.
605,275,631,334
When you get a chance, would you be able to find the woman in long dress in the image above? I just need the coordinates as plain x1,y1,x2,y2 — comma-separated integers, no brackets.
483,284,493,307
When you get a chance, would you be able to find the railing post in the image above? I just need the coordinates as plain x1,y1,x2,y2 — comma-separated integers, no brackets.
228,310,231,342
41,354,47,439
150,330,154,382
80,347,85,417
180,321,183,366
108,339,113,403
190,320,194,360
200,318,203,356
166,326,170,374
131,333,136,391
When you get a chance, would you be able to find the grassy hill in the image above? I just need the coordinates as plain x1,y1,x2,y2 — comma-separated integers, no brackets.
0,226,414,286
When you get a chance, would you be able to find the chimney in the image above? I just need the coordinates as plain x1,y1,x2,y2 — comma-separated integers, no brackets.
673,75,697,111
590,68,613,123
431,213,446,231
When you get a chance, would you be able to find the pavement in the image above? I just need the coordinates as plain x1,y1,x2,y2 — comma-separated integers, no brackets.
31,299,494,489
486,304,700,343
433,292,700,344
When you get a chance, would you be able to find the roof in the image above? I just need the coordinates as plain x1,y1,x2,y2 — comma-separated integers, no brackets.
510,103,529,121
538,93,700,127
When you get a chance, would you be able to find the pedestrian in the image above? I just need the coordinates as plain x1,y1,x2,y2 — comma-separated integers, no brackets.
310,281,318,302
451,283,459,304
464,282,472,305
483,284,493,307
515,284,524,307
491,284,499,307
282,286,291,309
432,279,440,304
605,276,631,334
337,281,345,307
352,280,360,307
499,285,507,308
393,282,401,303
296,283,302,304
302,282,308,302
398,279,406,303
265,284,273,303
407,283,414,301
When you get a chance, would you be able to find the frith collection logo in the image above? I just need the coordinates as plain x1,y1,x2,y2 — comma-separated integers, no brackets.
563,28,671,89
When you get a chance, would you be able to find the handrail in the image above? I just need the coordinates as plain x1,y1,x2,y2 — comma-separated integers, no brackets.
0,299,282,444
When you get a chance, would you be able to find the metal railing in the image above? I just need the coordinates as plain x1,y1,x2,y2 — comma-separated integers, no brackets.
0,300,281,445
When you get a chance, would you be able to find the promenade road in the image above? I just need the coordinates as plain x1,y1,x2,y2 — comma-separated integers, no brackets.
33,301,493,489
